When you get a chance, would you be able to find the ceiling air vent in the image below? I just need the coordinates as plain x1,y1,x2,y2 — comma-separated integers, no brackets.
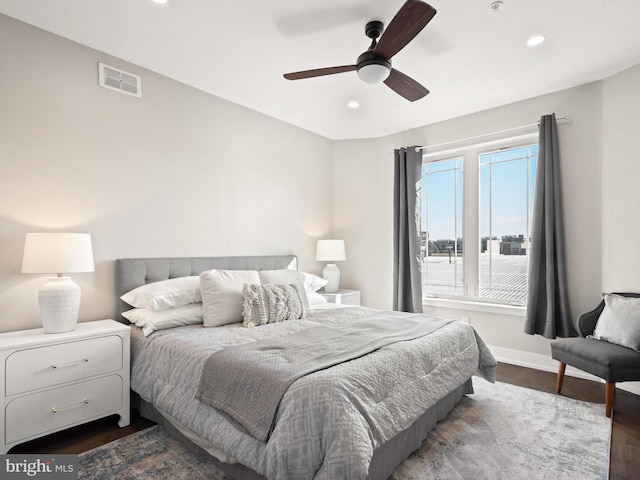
98,63,142,98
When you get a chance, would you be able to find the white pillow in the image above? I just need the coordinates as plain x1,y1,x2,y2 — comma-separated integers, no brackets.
121,276,201,311
122,303,203,336
258,269,310,311
200,269,260,327
300,272,328,293
307,291,328,305
592,294,640,351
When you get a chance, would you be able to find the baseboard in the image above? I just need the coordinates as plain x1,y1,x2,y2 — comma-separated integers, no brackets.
489,344,640,396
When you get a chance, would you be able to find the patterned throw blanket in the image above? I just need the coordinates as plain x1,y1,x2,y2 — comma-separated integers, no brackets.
196,312,452,441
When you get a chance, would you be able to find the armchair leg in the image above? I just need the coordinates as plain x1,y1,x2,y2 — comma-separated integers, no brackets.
606,382,615,418
556,362,567,394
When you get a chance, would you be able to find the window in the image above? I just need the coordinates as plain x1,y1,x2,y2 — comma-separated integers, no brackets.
420,138,538,306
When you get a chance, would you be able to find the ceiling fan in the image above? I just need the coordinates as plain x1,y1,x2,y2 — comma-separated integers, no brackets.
283,0,437,102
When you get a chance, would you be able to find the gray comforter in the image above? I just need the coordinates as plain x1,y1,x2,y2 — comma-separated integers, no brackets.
197,313,453,442
131,306,496,480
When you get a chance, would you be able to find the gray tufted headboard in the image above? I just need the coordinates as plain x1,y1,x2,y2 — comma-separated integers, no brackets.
114,255,298,323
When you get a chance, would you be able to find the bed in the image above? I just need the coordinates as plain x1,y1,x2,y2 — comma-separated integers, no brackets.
116,255,496,480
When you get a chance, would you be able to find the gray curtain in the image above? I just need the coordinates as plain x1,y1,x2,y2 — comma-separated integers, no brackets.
525,114,575,338
393,146,423,313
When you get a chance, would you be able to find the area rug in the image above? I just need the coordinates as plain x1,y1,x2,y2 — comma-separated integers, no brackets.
78,381,609,479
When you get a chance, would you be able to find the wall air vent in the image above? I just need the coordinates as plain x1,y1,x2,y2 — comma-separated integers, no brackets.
98,63,142,98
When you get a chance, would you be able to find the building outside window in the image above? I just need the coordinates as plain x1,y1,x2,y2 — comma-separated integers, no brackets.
420,138,538,306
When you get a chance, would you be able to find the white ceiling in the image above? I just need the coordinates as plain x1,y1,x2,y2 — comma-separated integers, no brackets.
1,0,640,140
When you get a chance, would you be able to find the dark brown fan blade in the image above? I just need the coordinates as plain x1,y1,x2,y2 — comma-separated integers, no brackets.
284,65,357,80
373,0,436,60
384,68,429,101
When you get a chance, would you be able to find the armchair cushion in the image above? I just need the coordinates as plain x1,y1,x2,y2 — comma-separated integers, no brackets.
551,337,640,383
591,293,640,351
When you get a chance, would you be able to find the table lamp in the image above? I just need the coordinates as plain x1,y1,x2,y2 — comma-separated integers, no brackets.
316,239,346,293
22,233,95,333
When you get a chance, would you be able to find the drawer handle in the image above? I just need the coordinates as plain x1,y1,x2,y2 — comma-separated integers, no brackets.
51,399,89,414
51,358,89,369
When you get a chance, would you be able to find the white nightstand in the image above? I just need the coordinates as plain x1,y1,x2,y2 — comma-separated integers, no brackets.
319,289,361,306
0,319,131,454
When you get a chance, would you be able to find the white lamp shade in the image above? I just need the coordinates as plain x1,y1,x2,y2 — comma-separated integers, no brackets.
22,233,94,274
316,240,346,262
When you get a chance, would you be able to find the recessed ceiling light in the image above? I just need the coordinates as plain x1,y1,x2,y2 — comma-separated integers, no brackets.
348,101,360,109
153,0,168,4
527,35,545,47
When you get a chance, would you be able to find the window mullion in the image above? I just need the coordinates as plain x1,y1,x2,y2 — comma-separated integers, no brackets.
463,152,479,300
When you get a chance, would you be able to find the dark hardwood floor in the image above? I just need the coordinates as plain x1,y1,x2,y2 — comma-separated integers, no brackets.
9,409,155,455
10,363,640,479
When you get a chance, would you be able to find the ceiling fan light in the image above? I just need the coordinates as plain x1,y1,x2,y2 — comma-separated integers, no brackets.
357,64,391,84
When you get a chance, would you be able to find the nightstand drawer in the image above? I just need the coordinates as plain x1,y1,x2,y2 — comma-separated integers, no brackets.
5,335,123,396
5,375,123,444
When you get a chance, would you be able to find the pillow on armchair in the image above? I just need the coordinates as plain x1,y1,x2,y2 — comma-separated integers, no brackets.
591,293,640,351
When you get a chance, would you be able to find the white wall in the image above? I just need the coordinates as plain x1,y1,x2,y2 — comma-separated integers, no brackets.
600,63,640,395
0,15,334,332
334,82,604,358
602,63,640,292
331,136,397,302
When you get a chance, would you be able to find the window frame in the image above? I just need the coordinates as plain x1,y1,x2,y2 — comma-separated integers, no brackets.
421,133,538,311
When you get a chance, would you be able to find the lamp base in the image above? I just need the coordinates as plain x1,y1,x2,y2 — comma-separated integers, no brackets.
39,276,81,334
322,264,341,293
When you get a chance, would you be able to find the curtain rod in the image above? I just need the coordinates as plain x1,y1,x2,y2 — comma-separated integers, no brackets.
415,115,570,152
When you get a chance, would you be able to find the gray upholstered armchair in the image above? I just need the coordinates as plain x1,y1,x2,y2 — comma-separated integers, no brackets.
550,293,640,417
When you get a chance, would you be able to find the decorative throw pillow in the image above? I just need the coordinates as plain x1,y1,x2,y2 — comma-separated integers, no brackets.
242,283,307,327
200,269,261,327
258,269,310,311
122,303,203,336
121,276,201,311
592,294,640,351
